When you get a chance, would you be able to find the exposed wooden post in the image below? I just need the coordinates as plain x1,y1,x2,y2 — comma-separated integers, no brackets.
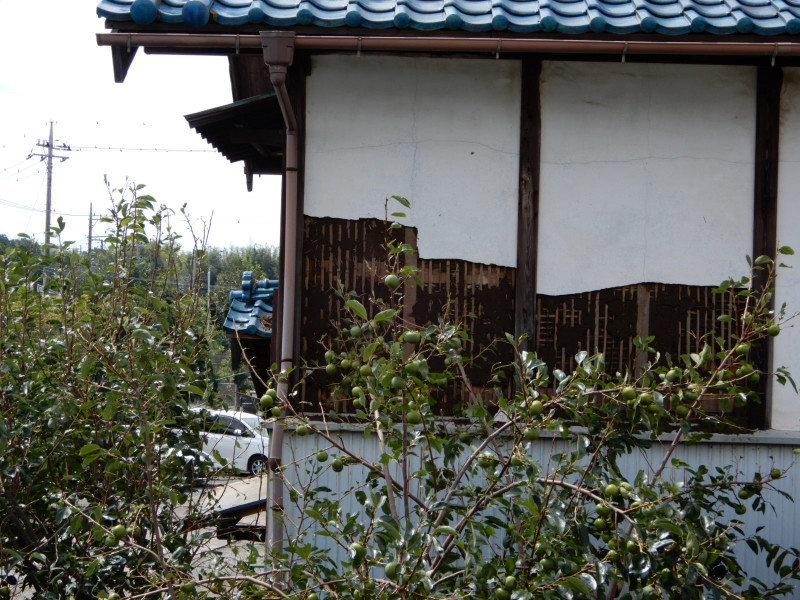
752,65,782,429
515,57,542,352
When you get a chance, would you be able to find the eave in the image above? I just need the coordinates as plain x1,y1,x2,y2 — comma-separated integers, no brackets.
184,93,285,188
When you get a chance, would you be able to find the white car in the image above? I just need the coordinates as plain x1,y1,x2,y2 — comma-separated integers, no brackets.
192,408,270,476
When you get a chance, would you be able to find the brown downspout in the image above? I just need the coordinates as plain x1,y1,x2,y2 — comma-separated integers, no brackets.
261,30,298,558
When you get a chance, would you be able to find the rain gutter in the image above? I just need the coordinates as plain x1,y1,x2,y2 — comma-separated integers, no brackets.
260,30,298,558
97,31,800,59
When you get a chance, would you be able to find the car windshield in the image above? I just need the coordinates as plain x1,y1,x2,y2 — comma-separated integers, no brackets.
239,415,269,436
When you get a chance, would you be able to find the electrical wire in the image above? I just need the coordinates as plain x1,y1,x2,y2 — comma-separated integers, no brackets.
70,145,215,153
0,169,45,187
0,160,42,181
0,195,91,218
0,156,37,174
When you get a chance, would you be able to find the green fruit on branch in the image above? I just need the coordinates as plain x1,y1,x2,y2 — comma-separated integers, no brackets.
477,454,496,469
596,504,612,518
296,425,309,436
404,331,421,344
325,350,337,364
604,484,620,499
406,410,423,425
385,561,399,580
683,390,699,403
529,400,544,416
111,524,127,539
735,343,751,356
332,458,344,472
495,588,511,600
767,324,781,337
350,542,367,561
621,386,637,401
674,404,690,418
384,273,401,290
317,450,329,462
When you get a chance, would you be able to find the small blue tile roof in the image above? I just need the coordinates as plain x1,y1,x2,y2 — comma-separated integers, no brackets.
223,272,279,339
98,0,800,34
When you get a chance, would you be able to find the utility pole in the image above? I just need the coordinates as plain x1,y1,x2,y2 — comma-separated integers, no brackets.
44,122,53,253
88,203,93,254
30,122,70,255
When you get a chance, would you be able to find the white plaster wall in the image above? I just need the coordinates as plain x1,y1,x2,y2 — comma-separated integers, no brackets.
537,61,756,295
772,67,800,430
304,54,521,267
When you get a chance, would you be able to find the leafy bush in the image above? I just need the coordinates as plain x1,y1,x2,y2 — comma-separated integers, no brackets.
255,197,800,600
0,183,215,599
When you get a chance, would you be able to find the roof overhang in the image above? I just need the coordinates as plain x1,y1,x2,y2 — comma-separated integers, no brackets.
184,93,285,190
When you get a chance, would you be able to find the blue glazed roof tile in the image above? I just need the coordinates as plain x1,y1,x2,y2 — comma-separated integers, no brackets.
222,272,278,339
97,0,800,33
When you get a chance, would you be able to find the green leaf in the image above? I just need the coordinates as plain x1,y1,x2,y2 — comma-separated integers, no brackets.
373,309,397,323
345,299,368,320
79,443,102,457
561,575,592,595
391,195,411,208
754,255,772,265
778,245,794,255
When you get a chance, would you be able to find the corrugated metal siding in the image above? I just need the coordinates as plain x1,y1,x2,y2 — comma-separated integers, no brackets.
279,429,800,586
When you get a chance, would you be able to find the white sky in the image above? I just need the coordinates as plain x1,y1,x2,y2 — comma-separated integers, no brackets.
0,0,282,250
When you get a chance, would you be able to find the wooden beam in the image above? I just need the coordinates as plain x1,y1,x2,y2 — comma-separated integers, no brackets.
111,45,138,83
752,65,782,429
515,57,542,351
228,127,285,146
753,66,782,279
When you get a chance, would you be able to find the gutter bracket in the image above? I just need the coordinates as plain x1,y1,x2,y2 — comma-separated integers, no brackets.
621,42,628,63
772,43,779,66
495,39,502,59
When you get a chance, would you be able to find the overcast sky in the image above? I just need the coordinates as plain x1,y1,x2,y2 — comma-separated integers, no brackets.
0,0,282,250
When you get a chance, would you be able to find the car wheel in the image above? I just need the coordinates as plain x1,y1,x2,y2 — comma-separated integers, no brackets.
248,454,268,476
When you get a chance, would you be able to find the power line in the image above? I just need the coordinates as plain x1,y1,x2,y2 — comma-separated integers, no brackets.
0,197,90,218
0,169,46,187
0,156,37,175
71,145,215,153
0,160,42,180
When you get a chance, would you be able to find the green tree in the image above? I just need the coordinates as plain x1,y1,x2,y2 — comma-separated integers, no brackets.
0,183,216,599
248,197,800,600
